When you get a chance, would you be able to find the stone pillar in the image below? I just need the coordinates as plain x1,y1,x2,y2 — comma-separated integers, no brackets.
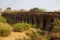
8,16,10,23
23,16,25,23
20,16,22,23
39,17,43,30
25,17,27,23
38,17,41,28
19,16,21,23
37,17,41,27
29,17,31,24
34,16,36,24
16,17,18,23
30,16,34,24
13,17,15,23
11,16,15,24
19,17,21,22
29,14,30,24
15,17,16,23
46,17,51,30
18,17,20,22
29,16,32,24
14,17,16,23
22,16,24,22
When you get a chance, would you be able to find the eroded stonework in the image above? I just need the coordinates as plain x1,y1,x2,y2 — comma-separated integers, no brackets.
2,12,60,30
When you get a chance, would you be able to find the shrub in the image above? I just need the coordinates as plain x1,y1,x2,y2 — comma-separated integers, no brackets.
37,30,45,36
1,28,10,37
26,30,37,40
52,18,60,32
0,16,7,23
32,24,38,28
13,23,31,32
0,23,11,37
26,30,44,40
54,26,60,32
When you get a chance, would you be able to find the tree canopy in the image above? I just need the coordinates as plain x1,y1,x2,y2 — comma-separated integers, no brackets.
4,7,12,12
30,7,46,12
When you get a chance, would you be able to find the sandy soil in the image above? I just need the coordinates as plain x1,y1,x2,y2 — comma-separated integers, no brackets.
0,32,28,40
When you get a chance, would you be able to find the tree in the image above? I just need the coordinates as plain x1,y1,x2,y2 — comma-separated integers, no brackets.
0,8,2,11
0,8,2,12
30,7,46,12
4,7,12,12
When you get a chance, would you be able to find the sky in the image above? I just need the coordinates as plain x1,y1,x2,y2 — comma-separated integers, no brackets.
0,0,60,11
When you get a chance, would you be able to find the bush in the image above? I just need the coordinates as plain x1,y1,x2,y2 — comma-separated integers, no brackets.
1,28,10,37
37,30,45,36
13,23,32,32
0,23,11,37
32,24,38,28
26,30,37,40
52,18,60,32
54,26,60,32
0,16,7,23
26,30,44,40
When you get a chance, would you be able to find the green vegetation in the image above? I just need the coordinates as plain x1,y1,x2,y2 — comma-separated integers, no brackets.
52,18,60,32
30,7,46,12
32,24,38,28
0,7,60,40
26,30,39,40
13,23,32,32
0,23,11,37
4,7,11,12
0,16,7,23
1,28,11,37
54,26,60,32
26,30,48,40
37,30,45,36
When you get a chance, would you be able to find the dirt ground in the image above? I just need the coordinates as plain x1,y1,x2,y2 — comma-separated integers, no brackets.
0,32,28,40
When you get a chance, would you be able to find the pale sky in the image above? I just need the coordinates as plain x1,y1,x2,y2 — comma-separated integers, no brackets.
0,0,60,11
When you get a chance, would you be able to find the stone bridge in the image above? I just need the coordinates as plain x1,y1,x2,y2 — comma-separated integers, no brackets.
2,12,60,30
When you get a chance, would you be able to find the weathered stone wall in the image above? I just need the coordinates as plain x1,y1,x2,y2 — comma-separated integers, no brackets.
2,12,60,30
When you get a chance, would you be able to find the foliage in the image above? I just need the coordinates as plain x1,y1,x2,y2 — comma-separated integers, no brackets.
37,30,45,36
1,28,11,37
13,23,32,32
53,18,60,32
26,30,46,40
0,16,7,23
26,30,38,40
32,24,38,28
0,8,2,11
47,22,55,32
54,26,60,32
30,7,46,12
4,7,11,12
0,23,11,37
46,18,60,32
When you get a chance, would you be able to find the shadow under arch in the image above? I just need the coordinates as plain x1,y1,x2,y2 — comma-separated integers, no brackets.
42,17,46,30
